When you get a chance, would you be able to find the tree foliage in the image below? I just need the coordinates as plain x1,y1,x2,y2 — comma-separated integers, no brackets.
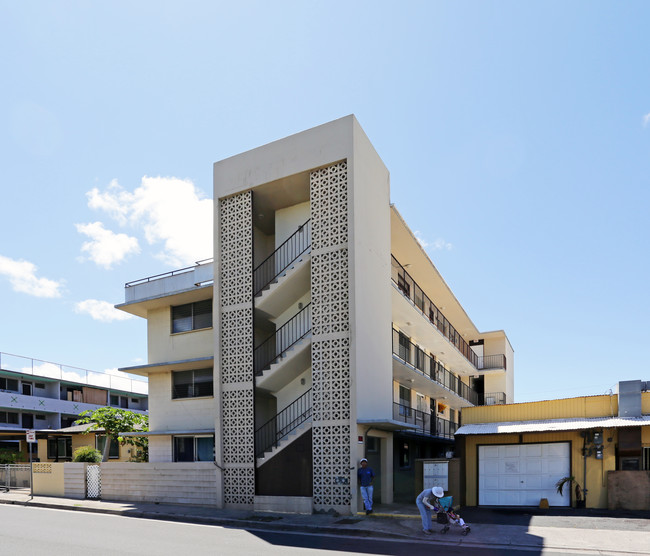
76,407,149,462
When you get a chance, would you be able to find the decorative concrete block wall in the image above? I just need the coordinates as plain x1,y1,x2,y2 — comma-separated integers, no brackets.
310,161,353,513
219,191,255,507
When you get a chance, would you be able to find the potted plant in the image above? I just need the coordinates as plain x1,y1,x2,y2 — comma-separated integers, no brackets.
555,476,585,508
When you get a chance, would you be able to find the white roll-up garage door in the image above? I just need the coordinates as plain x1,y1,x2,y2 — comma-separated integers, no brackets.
478,442,571,506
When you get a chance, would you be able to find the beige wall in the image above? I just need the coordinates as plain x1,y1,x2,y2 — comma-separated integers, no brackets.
32,462,65,496
149,435,172,462
148,372,215,431
147,306,213,364
350,121,392,423
275,201,310,249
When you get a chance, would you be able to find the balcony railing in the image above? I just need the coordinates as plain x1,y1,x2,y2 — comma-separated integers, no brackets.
0,352,148,395
254,303,311,375
392,403,458,439
392,328,478,405
125,258,213,288
477,391,507,405
255,389,312,458
477,354,507,370
392,256,503,370
253,220,311,296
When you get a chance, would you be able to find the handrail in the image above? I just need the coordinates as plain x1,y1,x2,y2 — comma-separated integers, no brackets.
254,303,311,375
392,328,478,405
392,402,458,439
391,255,483,369
125,258,213,288
255,389,312,458
253,220,311,295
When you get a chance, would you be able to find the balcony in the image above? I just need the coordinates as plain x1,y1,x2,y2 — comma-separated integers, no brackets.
391,255,506,373
477,392,507,405
392,402,458,440
392,328,478,407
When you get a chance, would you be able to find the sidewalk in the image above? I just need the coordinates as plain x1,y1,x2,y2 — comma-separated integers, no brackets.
1,491,649,555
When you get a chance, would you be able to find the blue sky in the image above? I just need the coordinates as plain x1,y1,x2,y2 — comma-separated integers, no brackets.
1,1,648,403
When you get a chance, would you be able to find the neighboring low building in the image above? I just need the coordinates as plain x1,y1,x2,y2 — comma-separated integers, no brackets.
0,352,148,460
37,423,135,462
455,380,650,509
117,115,514,513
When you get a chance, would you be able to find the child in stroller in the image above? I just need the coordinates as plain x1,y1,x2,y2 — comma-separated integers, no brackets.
433,492,471,536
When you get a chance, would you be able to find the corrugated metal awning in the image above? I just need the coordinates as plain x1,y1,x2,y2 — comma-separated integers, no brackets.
455,415,650,436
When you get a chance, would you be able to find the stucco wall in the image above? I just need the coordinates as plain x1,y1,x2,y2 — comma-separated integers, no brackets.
275,201,310,249
148,371,215,431
33,462,65,496
147,306,213,364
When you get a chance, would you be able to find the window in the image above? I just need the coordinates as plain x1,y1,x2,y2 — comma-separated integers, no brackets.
22,382,32,396
172,368,213,399
173,436,214,462
399,385,411,417
643,447,650,471
0,411,19,425
47,437,72,460
110,394,129,408
22,413,34,428
0,377,18,392
171,300,212,333
96,435,120,459
398,332,410,362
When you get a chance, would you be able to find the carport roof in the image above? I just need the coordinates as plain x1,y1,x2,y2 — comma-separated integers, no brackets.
455,415,650,435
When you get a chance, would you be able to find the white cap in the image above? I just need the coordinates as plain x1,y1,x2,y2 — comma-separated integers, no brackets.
432,486,444,498
360,458,368,463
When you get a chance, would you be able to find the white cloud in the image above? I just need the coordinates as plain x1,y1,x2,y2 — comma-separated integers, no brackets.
414,231,453,252
0,254,63,298
643,113,650,127
76,221,140,269
74,299,134,322
86,176,213,266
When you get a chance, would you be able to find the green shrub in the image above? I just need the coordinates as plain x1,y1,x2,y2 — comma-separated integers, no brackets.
72,445,102,463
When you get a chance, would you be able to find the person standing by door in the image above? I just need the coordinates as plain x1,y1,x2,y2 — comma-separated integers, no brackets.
358,458,375,514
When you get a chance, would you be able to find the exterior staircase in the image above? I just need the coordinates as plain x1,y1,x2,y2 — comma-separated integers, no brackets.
255,389,312,466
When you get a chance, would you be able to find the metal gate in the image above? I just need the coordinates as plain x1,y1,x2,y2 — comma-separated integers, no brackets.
86,464,101,499
0,464,31,492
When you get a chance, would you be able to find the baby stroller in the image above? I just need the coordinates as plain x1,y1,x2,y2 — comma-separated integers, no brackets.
434,496,471,535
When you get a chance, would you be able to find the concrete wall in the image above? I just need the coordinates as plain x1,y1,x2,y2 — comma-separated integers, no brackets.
99,462,220,506
275,201,310,249
607,471,650,510
147,306,213,364
148,435,172,462
33,462,65,496
349,121,392,423
63,462,86,499
148,372,215,432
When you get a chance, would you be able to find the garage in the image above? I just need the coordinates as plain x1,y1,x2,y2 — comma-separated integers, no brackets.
478,442,571,506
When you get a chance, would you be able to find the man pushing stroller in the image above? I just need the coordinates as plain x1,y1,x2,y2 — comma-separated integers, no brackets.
416,486,470,536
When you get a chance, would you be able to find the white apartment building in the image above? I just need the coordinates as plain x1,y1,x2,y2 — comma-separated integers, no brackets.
0,352,148,460
117,116,513,513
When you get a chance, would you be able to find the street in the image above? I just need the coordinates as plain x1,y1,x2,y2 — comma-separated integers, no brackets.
0,504,583,556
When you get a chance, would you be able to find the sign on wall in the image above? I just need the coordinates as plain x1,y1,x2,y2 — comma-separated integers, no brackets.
423,461,448,490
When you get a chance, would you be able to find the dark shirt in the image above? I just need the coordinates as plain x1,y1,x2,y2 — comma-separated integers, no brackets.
358,466,375,487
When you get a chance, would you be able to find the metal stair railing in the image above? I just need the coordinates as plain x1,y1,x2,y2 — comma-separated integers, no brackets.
254,303,311,375
255,389,312,459
253,220,311,296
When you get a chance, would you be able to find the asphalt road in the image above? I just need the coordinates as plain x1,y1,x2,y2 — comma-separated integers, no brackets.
0,504,575,556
